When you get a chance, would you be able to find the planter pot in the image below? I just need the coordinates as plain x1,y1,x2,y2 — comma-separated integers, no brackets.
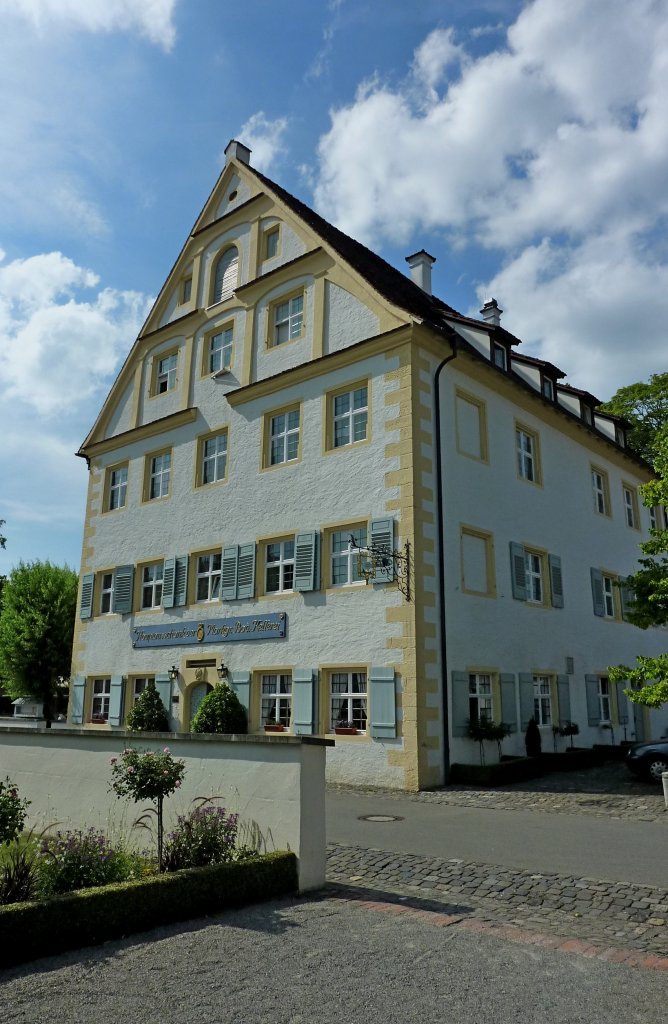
264,724,286,733
334,727,358,736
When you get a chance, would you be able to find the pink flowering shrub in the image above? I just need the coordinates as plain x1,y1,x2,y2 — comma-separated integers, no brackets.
110,748,186,870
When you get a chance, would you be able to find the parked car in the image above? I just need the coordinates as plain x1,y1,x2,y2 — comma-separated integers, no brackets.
625,740,668,783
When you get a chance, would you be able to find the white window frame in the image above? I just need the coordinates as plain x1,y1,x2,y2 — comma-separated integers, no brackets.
100,573,114,614
331,526,367,587
132,677,152,704
602,574,616,619
468,673,493,723
141,563,164,609
265,227,279,260
212,247,239,304
108,465,127,511
91,678,111,723
209,327,233,373
149,452,171,500
516,428,537,482
592,468,609,515
261,673,292,727
196,552,222,602
201,433,228,485
331,671,367,731
525,551,544,604
492,344,507,370
598,677,611,723
157,353,177,394
269,408,300,465
533,674,552,727
333,386,368,448
623,486,638,529
272,293,303,345
265,540,295,593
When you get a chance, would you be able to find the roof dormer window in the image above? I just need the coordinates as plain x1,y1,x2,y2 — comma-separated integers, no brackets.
582,403,593,425
542,377,554,401
492,343,507,370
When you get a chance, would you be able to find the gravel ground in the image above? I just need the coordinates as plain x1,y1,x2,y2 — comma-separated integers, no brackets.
1,893,666,1024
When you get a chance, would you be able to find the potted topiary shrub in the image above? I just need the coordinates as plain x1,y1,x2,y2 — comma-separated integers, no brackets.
559,721,580,749
127,678,169,732
525,717,542,758
191,681,247,734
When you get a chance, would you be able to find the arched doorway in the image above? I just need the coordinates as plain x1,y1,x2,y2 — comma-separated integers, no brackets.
189,682,213,728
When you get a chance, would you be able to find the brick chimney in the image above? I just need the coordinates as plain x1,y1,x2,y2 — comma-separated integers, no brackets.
405,250,436,294
224,139,251,166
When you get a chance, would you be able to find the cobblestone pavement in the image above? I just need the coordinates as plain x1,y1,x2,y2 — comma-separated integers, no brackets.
330,762,668,822
326,843,668,957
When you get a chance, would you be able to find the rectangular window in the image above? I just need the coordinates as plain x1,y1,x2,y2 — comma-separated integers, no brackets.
107,464,128,511
623,485,639,529
492,344,507,369
542,378,554,400
460,526,495,597
268,407,300,466
132,677,151,704
533,674,552,727
265,540,295,593
141,563,164,609
200,432,228,485
525,550,544,604
272,292,303,345
147,451,171,500
455,390,488,462
181,277,192,304
264,227,280,260
91,678,111,723
598,677,611,723
602,574,618,619
208,326,233,373
332,385,368,448
649,506,658,530
196,552,222,602
468,673,493,723
331,671,367,731
156,352,177,394
100,572,114,614
516,425,540,483
331,526,366,587
591,466,610,516
261,673,292,727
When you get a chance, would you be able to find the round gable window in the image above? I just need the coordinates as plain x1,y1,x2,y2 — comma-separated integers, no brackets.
228,189,238,201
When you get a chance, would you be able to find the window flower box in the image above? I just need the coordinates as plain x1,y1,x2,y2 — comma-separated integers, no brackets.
334,726,359,736
264,724,286,733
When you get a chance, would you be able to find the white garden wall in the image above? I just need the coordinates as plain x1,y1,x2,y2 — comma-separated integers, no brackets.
0,728,330,891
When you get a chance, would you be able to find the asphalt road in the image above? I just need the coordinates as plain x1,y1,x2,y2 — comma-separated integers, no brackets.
326,789,668,887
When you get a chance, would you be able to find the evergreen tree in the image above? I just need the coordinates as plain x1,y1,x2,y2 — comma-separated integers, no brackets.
191,682,247,734
126,678,169,732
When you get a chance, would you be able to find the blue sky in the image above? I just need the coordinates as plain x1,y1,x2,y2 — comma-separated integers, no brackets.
1,0,667,576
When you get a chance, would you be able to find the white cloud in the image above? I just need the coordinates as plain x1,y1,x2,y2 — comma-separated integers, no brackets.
0,250,152,416
0,0,179,49
236,112,289,174
313,0,668,395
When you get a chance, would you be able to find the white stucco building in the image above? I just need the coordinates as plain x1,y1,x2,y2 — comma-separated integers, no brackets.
68,140,667,790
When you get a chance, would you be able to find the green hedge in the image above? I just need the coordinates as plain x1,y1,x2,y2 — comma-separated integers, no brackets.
0,851,298,967
540,749,604,771
450,758,545,786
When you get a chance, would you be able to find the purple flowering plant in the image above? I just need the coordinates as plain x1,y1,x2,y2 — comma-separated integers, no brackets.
163,801,239,871
0,777,30,846
38,826,145,896
110,748,186,870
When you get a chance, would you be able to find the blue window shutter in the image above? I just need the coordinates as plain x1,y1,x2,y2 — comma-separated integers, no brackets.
293,668,317,734
500,673,517,732
80,573,94,620
616,680,629,725
113,565,134,614
519,673,534,730
585,674,601,725
154,673,171,720
549,554,564,608
237,543,256,600
451,671,470,737
162,557,176,607
509,542,527,600
108,675,125,727
222,545,239,600
590,568,605,617
174,555,189,607
369,666,396,738
370,518,394,583
70,675,86,725
229,671,250,717
620,582,634,621
557,675,571,725
294,532,318,592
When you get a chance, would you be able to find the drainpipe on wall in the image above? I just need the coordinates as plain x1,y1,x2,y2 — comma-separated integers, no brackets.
433,341,458,785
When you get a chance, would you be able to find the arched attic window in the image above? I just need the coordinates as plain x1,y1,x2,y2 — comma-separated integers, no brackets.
212,246,239,304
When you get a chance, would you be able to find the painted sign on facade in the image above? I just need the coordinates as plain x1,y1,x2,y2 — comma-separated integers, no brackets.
132,613,287,648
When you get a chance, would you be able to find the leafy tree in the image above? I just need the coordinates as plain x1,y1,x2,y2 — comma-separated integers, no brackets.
110,747,185,871
600,372,668,466
0,519,6,549
0,561,78,721
608,426,668,707
191,682,247,734
126,678,169,732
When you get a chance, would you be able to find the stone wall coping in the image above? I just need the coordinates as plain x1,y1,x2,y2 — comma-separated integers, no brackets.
0,726,334,747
